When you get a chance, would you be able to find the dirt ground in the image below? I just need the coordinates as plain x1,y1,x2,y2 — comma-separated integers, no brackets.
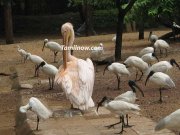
0,30,180,134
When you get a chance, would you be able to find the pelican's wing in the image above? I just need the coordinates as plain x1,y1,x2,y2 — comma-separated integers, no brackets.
77,58,95,109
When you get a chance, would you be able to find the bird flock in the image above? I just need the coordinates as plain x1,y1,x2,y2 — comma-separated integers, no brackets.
12,25,180,134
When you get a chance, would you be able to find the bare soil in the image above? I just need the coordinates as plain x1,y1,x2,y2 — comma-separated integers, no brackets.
0,30,180,134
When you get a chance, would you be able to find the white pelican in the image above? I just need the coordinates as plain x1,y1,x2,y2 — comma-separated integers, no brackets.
97,96,140,134
148,31,158,43
149,59,180,73
145,71,175,103
36,61,58,90
155,109,180,133
114,80,144,126
25,53,45,77
103,62,130,89
124,56,148,81
139,47,154,57
42,39,63,63
154,39,170,56
141,52,159,65
19,97,52,130
55,22,95,111
17,45,28,63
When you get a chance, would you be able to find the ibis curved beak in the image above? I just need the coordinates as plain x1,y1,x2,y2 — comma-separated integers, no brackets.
42,42,45,51
134,83,144,97
153,54,159,62
145,74,151,86
0,73,11,76
174,60,180,70
103,64,109,75
96,101,102,112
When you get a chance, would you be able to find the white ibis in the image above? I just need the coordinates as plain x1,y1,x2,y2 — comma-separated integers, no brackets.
139,47,154,57
25,53,45,77
17,45,28,63
145,71,175,103
154,39,170,56
35,61,58,90
148,31,158,43
124,56,148,81
90,43,104,72
155,109,180,133
114,80,144,126
103,62,130,89
141,52,159,65
19,97,52,130
97,96,140,134
149,59,180,73
55,22,95,111
42,39,63,63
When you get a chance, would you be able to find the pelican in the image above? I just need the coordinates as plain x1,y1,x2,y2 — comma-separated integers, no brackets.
114,80,144,126
154,39,170,56
145,71,175,103
97,96,140,134
19,97,52,130
17,45,28,63
139,47,154,57
35,61,58,90
55,22,95,111
148,31,158,43
124,56,148,81
155,109,180,133
103,62,130,89
141,52,159,65
25,53,45,77
149,59,180,73
42,39,63,63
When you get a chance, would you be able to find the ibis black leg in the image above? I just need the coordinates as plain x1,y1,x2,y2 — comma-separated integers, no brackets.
105,116,122,129
116,75,120,90
165,49,168,56
54,51,58,63
126,114,129,126
159,88,162,103
52,77,54,89
36,116,40,130
115,116,125,134
48,77,52,90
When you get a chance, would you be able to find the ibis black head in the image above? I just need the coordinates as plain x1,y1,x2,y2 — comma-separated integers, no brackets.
170,59,180,70
35,61,46,72
148,31,153,40
103,62,112,75
152,53,159,62
145,71,155,86
96,96,108,112
128,80,144,97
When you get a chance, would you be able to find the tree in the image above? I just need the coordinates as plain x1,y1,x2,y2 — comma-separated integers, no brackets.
1,0,14,44
115,0,137,61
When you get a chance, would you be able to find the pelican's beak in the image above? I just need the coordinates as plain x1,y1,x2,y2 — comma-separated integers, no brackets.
134,83,144,97
42,42,45,51
103,64,109,75
62,32,69,69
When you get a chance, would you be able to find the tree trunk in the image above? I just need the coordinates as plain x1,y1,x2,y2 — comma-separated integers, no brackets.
115,9,125,61
138,21,144,39
84,0,95,36
4,2,14,44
